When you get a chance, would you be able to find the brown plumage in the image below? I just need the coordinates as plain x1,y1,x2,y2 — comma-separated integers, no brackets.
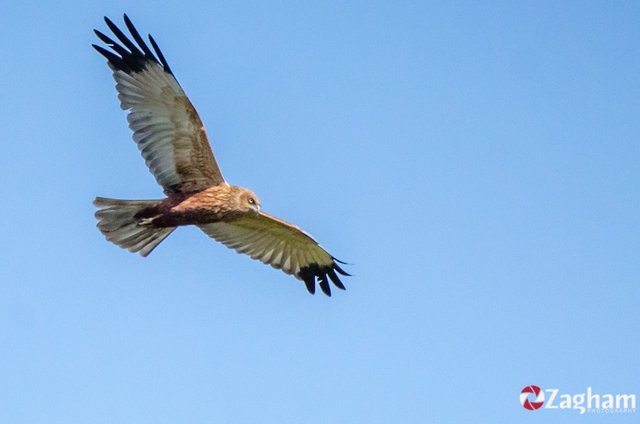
92,14,349,296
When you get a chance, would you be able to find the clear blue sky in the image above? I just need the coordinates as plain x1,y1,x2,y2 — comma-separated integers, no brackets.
1,1,638,423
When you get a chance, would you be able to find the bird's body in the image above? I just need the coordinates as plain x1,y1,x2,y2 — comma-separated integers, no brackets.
137,185,260,227
92,15,349,295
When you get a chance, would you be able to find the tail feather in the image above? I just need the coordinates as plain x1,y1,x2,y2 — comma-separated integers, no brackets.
94,197,175,257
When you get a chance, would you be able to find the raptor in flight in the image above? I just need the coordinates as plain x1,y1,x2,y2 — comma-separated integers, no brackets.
92,15,349,296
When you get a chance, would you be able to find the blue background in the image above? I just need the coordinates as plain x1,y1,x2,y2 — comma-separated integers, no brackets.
1,1,638,422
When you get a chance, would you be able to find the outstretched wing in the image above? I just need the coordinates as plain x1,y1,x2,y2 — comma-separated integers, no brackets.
199,213,350,296
93,15,225,194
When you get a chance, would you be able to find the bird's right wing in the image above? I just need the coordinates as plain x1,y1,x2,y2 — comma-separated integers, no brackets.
199,212,350,296
93,15,225,194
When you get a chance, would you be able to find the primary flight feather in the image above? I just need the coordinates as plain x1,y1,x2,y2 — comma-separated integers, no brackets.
92,14,349,296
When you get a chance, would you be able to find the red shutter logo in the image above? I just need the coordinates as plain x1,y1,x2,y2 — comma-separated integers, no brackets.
520,385,545,410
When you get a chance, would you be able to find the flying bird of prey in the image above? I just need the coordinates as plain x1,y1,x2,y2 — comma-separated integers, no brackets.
92,15,349,296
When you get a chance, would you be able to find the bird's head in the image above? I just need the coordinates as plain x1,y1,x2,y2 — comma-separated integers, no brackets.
233,187,261,214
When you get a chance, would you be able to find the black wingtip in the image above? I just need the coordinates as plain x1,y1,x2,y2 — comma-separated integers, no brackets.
92,44,130,72
327,269,346,291
103,16,123,41
332,257,351,265
334,262,351,277
123,14,157,62
298,260,351,296
94,14,174,77
93,29,106,40
318,274,331,297
148,34,173,75
302,273,316,295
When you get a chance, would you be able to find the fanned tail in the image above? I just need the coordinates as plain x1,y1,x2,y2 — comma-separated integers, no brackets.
93,197,175,257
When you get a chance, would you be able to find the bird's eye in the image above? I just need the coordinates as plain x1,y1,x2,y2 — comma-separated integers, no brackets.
248,198,255,205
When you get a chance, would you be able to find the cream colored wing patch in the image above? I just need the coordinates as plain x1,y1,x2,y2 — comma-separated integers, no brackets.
199,212,349,296
94,15,225,194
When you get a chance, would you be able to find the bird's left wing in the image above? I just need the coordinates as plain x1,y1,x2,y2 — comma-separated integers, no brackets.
199,213,350,296
93,15,225,194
